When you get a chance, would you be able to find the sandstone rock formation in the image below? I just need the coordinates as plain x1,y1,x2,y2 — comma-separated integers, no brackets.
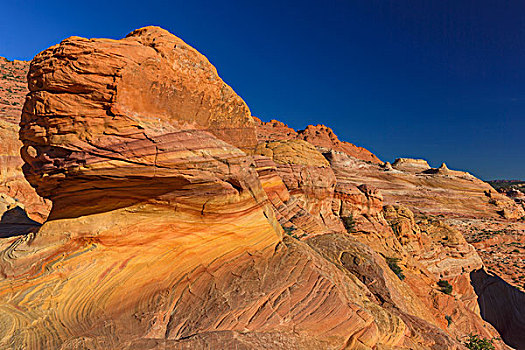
296,124,382,164
0,57,27,124
252,117,297,141
254,117,382,164
254,114,524,349
383,161,394,171
253,139,343,237
325,150,524,220
0,58,50,223
499,187,525,212
392,157,431,172
0,27,519,350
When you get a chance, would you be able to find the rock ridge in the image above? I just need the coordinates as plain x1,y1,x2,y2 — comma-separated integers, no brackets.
0,27,520,349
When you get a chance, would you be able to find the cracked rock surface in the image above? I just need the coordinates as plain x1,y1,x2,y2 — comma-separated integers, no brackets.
0,27,521,349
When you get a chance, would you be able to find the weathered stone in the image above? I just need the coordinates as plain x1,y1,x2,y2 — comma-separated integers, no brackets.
0,27,517,350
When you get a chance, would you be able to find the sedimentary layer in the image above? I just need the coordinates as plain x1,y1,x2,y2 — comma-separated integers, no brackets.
0,27,520,350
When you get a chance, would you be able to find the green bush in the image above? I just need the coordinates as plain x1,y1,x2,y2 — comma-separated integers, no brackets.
464,334,495,350
445,315,452,327
437,279,453,295
386,257,405,280
341,214,356,233
283,226,296,237
282,226,307,240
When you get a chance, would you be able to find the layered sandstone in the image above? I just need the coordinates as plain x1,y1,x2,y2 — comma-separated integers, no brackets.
256,116,523,348
297,124,382,164
253,140,343,236
252,117,297,142
0,27,518,350
326,150,524,220
392,158,431,172
0,58,50,223
253,117,382,164
0,27,434,349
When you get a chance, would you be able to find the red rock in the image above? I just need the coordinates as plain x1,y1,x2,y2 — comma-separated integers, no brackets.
297,124,382,164
253,117,383,164
0,58,50,223
0,26,517,350
0,27,418,350
253,116,298,141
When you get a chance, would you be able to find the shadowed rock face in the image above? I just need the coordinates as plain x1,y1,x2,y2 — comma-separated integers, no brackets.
470,269,525,349
0,205,41,238
0,26,518,349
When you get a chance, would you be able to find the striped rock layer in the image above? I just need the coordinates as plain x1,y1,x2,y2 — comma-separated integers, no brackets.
0,59,50,224
0,26,519,349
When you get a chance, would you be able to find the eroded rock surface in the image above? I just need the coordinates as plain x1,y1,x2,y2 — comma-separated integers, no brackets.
0,27,518,350
0,58,50,223
254,117,382,164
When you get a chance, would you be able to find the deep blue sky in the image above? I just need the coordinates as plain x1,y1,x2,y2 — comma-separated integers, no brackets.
1,1,524,179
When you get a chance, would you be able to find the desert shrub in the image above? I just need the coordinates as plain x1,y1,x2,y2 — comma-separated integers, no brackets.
283,226,296,237
386,257,405,280
445,315,452,326
437,279,453,295
464,334,495,350
282,226,307,240
341,214,356,233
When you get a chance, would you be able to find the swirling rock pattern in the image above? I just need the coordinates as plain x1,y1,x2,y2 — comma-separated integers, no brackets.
0,27,403,350
254,140,343,237
0,27,517,349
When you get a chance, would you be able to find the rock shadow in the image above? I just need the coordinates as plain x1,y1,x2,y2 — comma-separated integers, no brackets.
470,268,525,349
0,206,41,238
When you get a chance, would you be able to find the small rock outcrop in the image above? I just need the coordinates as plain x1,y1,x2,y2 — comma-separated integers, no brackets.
383,161,394,171
392,157,431,172
253,116,298,141
297,124,382,164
